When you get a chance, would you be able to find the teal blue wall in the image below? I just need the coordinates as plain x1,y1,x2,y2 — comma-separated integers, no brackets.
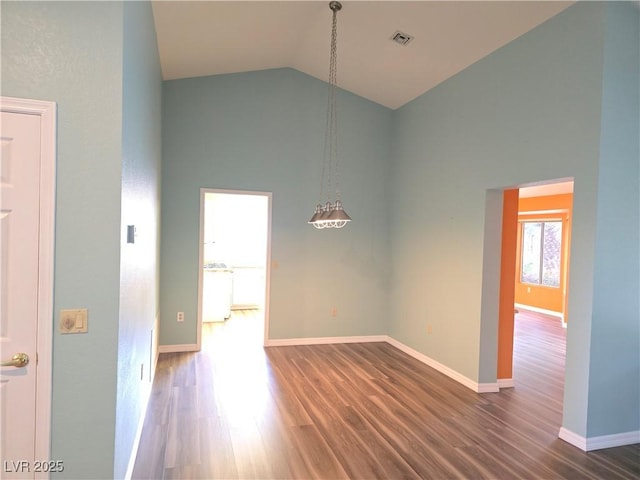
160,68,392,345
389,3,604,386
1,2,637,476
2,1,161,478
116,2,162,478
587,2,639,437
389,1,639,439
2,2,123,477
161,1,639,443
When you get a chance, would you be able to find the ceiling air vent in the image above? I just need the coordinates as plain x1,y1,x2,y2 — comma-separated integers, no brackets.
390,31,414,46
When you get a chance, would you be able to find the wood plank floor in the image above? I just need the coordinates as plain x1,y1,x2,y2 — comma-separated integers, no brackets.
132,309,639,479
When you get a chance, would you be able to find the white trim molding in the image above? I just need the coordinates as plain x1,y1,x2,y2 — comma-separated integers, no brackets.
559,427,640,451
498,378,515,389
265,334,500,393
385,337,499,393
477,382,501,393
124,377,153,480
158,343,199,354
265,335,388,347
559,428,587,450
197,189,273,352
124,318,161,480
515,303,564,322
1,96,57,465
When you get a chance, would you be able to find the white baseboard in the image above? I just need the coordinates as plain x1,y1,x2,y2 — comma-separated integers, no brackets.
477,382,500,393
264,335,388,347
586,430,640,450
152,314,159,374
498,378,514,388
515,303,563,321
158,333,501,396
125,317,160,480
158,343,199,353
385,337,499,393
559,427,587,450
559,427,640,451
124,383,152,480
265,334,499,394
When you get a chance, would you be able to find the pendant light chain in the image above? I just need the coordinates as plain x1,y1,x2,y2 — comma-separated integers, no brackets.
308,1,351,229
320,2,339,206
330,4,341,203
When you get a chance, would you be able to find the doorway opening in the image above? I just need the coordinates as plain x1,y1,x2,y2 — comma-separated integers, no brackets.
498,178,573,387
197,189,271,350
516,181,574,327
493,178,573,444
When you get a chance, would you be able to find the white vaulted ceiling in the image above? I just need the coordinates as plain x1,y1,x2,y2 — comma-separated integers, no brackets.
152,1,573,110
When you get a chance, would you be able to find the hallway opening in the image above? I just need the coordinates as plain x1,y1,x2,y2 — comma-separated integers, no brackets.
198,189,271,349
497,179,573,437
516,181,574,327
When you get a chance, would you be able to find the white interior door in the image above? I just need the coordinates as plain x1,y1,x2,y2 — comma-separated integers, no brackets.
1,99,55,478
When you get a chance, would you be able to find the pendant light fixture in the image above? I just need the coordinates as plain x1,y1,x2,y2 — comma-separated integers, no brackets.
308,1,352,229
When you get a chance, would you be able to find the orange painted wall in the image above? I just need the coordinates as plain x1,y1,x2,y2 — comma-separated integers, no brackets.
497,189,519,381
515,193,573,316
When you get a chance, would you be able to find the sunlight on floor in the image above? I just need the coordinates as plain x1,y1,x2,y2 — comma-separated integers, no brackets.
202,310,270,428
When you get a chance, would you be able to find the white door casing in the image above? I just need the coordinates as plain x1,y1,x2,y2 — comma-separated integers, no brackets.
1,97,55,478
197,189,272,351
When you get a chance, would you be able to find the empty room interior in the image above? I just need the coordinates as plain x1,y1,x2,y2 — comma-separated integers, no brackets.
1,1,639,479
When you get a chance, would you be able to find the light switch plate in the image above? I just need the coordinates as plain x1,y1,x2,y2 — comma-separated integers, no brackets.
60,308,88,334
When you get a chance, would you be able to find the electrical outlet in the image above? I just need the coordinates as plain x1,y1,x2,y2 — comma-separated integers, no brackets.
331,307,338,317
177,312,184,322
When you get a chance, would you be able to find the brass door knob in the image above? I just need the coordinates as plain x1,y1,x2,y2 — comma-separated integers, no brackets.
0,353,30,368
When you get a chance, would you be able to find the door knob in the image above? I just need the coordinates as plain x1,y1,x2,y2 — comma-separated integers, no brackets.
0,353,29,368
